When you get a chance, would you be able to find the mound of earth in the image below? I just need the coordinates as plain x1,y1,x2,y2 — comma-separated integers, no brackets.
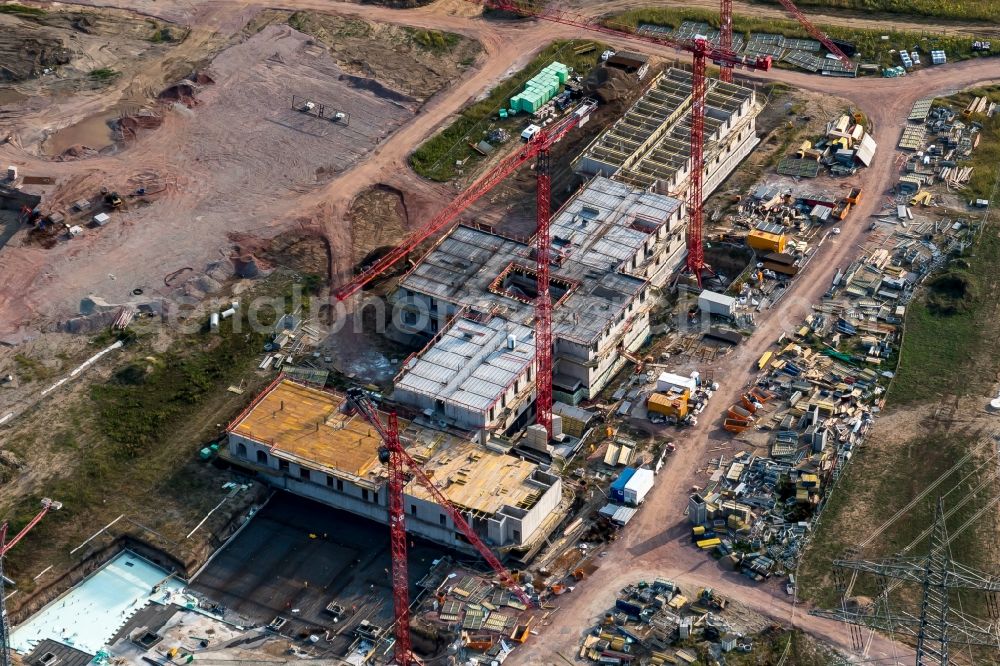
55,144,100,161
158,82,198,106
0,29,72,82
583,65,634,105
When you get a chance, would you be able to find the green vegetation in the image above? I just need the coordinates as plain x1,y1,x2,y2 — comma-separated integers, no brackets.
410,39,603,182
405,28,462,54
13,354,54,383
0,307,274,581
0,3,46,16
887,225,999,406
726,628,839,665
754,0,1000,22
149,27,174,43
287,10,308,32
799,432,990,611
89,67,120,82
91,317,266,457
953,85,1000,201
607,7,995,69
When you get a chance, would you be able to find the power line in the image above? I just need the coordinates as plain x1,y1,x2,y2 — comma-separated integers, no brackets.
813,499,1000,666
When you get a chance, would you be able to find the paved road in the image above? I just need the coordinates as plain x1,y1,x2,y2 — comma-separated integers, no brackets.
9,0,1000,660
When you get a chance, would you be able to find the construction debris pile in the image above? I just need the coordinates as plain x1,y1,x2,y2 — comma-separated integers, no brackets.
413,561,540,665
691,171,984,580
704,182,864,317
691,316,884,581
896,97,994,199
578,580,760,664
777,112,877,178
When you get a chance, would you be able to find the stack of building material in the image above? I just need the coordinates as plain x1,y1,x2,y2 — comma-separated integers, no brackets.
509,62,569,114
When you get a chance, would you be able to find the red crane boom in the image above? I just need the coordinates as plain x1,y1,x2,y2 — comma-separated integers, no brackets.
331,5,772,302
0,498,61,557
345,389,532,666
332,111,584,303
772,0,852,66
1,498,62,666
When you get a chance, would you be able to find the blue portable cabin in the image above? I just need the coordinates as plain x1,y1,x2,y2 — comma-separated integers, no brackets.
610,467,637,502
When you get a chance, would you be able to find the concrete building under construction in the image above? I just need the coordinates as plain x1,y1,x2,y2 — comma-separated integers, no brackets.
393,176,684,413
393,315,538,433
225,378,565,553
574,68,760,198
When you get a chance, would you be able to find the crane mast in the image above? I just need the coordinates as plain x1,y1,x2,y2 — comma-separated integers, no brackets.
534,146,553,436
719,0,734,83
335,0,843,424
685,44,709,284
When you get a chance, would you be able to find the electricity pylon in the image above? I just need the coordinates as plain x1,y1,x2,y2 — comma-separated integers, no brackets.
811,499,1000,665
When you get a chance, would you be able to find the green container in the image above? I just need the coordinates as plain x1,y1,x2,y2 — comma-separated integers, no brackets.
499,109,508,119
550,62,569,84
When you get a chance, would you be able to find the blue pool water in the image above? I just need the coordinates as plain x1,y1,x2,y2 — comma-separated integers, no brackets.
11,550,184,655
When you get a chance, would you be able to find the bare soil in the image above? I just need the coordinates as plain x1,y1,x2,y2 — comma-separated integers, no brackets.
246,9,481,102
0,8,175,84
348,183,410,266
260,231,332,277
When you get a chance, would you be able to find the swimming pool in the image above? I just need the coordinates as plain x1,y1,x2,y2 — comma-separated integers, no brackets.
11,550,184,655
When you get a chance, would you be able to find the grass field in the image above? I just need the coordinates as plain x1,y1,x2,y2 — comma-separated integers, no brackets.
949,85,1000,202
753,0,1000,22
0,3,46,15
727,628,840,665
607,8,995,69
409,39,603,182
0,283,290,596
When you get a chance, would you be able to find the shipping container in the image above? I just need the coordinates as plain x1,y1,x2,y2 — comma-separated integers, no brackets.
747,229,787,253
696,537,722,549
698,290,737,318
647,391,689,418
756,351,773,370
623,468,655,506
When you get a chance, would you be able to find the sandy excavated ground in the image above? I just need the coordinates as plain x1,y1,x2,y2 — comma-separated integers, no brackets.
0,19,460,340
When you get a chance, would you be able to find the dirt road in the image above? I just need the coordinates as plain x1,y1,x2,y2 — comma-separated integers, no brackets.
2,0,999,658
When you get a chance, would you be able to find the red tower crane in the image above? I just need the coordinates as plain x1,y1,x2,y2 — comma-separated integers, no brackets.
0,498,62,666
344,388,532,666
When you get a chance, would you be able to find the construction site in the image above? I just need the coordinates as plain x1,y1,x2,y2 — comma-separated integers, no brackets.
0,0,998,665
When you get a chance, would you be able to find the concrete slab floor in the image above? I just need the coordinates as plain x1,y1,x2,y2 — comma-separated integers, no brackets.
190,492,442,649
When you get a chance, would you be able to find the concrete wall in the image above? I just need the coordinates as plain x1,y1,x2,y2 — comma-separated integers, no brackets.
227,434,562,550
